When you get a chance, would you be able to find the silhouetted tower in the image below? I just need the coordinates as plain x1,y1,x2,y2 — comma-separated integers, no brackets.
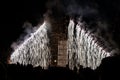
49,17,68,67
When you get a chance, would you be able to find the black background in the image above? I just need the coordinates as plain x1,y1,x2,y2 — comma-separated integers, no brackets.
0,0,120,62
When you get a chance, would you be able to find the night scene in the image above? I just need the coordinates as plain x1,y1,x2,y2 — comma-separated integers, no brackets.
0,0,120,80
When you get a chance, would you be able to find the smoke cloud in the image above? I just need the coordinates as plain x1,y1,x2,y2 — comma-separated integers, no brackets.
11,21,40,51
10,0,120,54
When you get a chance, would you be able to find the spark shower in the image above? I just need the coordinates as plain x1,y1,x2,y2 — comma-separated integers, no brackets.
10,19,117,70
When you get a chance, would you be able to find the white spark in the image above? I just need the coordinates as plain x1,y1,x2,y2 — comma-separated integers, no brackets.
67,20,114,70
10,21,51,69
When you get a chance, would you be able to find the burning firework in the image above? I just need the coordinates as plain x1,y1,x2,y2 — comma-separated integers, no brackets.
10,21,51,69
67,19,117,70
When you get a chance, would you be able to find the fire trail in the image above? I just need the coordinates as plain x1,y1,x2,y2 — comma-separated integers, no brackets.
10,21,51,69
10,19,118,70
67,20,116,70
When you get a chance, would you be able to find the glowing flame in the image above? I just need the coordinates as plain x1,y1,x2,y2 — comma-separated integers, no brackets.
67,20,113,70
10,21,51,69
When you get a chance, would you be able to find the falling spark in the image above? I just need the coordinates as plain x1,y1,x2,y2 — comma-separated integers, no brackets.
10,21,51,69
67,19,116,70
10,18,118,70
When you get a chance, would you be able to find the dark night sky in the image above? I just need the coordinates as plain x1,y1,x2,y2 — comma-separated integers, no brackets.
0,0,120,62
0,0,47,61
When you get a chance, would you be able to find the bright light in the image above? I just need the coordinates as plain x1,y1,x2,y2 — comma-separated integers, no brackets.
10,21,51,69
54,60,57,63
67,19,111,70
